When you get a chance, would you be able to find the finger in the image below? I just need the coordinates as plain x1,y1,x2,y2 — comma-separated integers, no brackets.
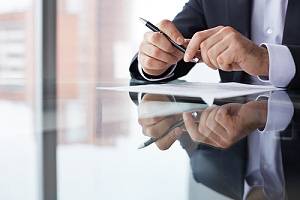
201,28,226,50
155,127,183,150
138,53,170,73
173,49,184,60
158,19,184,44
183,39,190,48
183,112,205,141
144,32,178,54
200,30,226,67
142,116,178,138
198,107,215,134
141,94,171,102
201,45,217,69
182,112,216,147
206,39,230,67
216,47,241,72
198,108,224,147
141,43,179,64
214,104,235,133
200,129,223,148
206,108,228,141
214,104,241,138
184,26,223,62
183,39,202,62
138,116,165,126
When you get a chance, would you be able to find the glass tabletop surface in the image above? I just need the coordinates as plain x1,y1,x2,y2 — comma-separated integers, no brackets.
2,79,300,200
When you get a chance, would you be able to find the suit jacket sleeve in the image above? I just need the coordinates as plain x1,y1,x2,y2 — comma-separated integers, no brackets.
287,45,300,89
129,0,207,81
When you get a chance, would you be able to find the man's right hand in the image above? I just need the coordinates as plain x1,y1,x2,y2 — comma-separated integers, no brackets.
138,20,185,76
183,101,268,149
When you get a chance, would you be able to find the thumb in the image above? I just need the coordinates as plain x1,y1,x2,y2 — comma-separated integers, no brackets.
183,39,191,48
158,19,184,44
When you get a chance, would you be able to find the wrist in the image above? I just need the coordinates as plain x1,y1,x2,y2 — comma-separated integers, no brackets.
259,46,269,76
245,100,268,129
138,61,177,81
256,100,268,129
142,65,171,77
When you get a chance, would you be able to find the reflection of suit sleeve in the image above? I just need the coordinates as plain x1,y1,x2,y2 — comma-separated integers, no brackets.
129,0,207,81
279,98,300,199
282,2,300,89
286,46,300,89
178,132,247,199
189,140,247,200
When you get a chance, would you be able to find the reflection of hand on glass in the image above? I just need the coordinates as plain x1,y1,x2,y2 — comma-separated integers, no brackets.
138,94,184,150
183,100,268,149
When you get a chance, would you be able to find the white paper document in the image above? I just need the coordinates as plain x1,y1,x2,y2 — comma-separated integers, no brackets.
97,82,283,105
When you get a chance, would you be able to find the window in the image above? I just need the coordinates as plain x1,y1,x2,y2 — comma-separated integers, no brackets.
0,1,38,200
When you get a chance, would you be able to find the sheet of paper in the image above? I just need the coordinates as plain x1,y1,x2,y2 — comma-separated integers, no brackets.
97,82,283,106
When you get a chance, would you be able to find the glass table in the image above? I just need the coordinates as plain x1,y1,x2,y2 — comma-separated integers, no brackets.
2,79,300,200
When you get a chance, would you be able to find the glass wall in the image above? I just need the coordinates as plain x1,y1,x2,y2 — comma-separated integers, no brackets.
0,1,38,200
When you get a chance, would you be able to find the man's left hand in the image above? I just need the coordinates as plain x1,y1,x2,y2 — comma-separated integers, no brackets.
184,26,269,76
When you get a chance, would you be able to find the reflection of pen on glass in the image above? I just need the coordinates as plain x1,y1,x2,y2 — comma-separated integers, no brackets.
138,111,199,149
139,17,199,63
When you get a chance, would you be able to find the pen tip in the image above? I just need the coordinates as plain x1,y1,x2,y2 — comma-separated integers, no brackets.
137,143,146,149
138,17,147,24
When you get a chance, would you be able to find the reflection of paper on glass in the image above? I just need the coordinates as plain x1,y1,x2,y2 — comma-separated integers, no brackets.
97,82,283,106
138,101,207,118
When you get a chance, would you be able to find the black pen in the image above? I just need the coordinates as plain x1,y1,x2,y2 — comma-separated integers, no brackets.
138,120,185,149
139,17,186,53
139,17,199,63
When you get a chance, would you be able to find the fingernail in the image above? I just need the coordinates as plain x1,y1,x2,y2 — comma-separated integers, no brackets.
176,37,184,44
192,58,199,63
184,54,191,62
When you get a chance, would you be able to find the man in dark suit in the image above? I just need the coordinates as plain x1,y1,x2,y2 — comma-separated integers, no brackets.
129,0,300,89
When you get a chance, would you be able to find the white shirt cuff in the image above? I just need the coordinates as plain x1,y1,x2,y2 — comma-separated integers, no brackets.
257,43,296,87
138,63,177,81
257,91,294,133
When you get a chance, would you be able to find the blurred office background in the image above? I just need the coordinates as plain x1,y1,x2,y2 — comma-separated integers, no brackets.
0,0,222,200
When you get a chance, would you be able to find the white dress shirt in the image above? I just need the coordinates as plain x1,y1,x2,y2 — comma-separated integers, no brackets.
251,0,295,87
139,0,296,88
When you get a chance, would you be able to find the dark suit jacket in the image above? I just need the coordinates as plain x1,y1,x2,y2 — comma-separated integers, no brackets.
129,0,300,89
